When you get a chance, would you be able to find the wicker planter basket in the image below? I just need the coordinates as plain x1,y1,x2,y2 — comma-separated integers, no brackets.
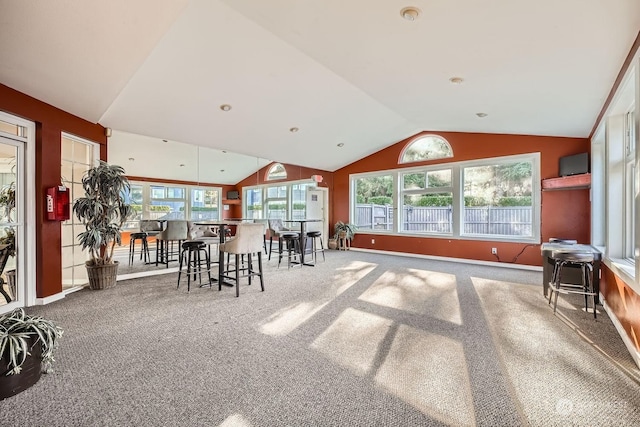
85,261,119,290
0,337,42,400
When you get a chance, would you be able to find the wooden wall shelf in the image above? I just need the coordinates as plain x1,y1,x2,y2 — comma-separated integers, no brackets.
223,199,241,205
542,173,591,191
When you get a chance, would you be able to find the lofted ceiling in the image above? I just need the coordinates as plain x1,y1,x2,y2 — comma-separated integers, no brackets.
1,0,639,184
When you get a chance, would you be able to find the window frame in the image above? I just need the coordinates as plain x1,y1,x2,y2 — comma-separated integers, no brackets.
123,181,222,229
243,179,315,220
350,153,541,243
624,110,636,261
398,134,454,164
266,163,287,181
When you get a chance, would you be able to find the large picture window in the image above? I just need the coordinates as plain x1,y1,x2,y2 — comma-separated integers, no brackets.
243,180,315,220
462,161,533,237
350,153,540,242
354,174,394,231
122,182,222,230
401,169,453,233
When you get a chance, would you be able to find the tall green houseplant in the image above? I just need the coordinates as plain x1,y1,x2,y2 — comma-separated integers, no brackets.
73,161,133,289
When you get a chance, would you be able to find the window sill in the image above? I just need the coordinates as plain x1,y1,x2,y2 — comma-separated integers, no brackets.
603,257,639,295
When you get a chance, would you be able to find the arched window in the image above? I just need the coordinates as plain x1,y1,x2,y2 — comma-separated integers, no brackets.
399,135,453,164
266,163,287,181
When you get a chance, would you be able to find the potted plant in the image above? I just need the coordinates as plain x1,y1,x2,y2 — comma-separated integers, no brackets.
334,221,357,250
73,161,133,290
0,308,63,399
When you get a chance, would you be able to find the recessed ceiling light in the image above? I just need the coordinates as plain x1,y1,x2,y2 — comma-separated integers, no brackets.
220,104,232,111
400,7,420,21
128,157,135,161
449,77,464,84
179,164,185,167
222,150,227,154
337,143,345,147
162,139,168,142
476,112,488,118
289,127,299,133
220,169,225,172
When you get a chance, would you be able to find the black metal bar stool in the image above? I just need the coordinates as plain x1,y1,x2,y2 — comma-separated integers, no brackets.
278,232,300,269
177,240,211,292
547,250,597,319
305,230,325,264
128,232,149,265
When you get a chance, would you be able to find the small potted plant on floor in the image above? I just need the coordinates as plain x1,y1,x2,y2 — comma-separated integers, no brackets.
334,221,357,250
73,161,133,290
0,308,63,399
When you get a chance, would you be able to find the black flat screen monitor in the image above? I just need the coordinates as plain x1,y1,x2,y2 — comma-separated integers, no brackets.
227,190,240,200
559,153,589,177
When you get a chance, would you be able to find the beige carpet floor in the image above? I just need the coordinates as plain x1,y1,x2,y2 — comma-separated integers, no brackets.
1,249,638,426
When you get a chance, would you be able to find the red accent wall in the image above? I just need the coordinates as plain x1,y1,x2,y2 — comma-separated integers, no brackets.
601,265,640,352
333,131,591,266
0,83,107,298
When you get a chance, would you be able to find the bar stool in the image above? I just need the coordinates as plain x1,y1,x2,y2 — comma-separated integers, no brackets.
305,230,325,264
547,250,597,319
267,219,295,260
278,232,301,269
177,240,211,292
128,232,149,265
219,223,265,297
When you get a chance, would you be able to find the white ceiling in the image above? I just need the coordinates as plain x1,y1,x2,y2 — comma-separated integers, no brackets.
1,0,639,183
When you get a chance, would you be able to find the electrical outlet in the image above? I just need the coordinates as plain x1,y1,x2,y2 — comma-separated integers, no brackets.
491,248,498,255
371,239,375,244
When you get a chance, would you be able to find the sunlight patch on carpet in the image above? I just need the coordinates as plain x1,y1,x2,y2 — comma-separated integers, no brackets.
259,301,329,336
472,276,640,425
310,308,392,376
332,261,377,295
218,413,253,427
258,261,376,336
374,325,475,426
358,268,461,324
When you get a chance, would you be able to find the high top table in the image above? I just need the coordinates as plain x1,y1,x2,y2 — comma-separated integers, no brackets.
540,242,602,299
283,219,323,267
194,219,247,286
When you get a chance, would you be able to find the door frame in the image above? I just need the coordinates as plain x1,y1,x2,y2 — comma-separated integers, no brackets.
0,111,36,312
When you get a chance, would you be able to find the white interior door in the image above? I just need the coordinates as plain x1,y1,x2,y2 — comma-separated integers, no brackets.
0,111,33,312
306,187,329,239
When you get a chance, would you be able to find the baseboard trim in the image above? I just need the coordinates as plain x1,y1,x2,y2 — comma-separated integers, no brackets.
350,248,543,271
117,267,179,282
601,295,640,370
34,292,65,306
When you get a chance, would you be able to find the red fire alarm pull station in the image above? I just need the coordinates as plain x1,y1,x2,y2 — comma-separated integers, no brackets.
46,186,70,221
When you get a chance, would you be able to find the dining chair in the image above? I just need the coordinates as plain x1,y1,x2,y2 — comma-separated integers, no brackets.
219,223,265,297
187,221,219,260
156,220,188,268
267,219,298,261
